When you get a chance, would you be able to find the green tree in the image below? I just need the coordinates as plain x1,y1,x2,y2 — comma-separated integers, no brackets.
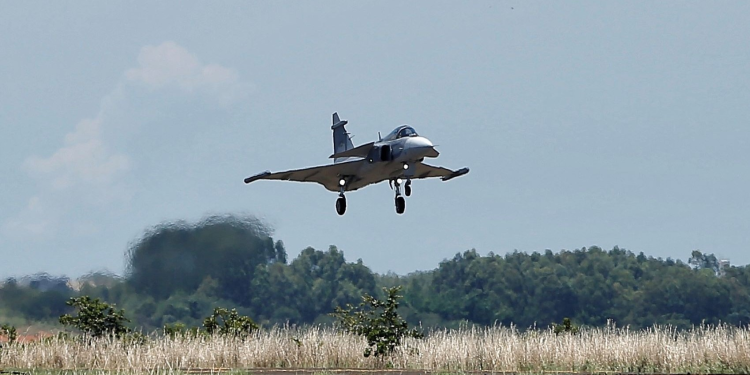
332,286,423,357
290,246,377,323
125,215,282,301
202,307,258,338
689,250,721,275
59,296,130,338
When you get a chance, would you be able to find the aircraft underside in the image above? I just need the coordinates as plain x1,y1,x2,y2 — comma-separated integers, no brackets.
334,160,420,215
332,159,468,215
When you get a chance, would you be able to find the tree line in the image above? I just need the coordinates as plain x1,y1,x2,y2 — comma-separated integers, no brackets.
2,215,749,331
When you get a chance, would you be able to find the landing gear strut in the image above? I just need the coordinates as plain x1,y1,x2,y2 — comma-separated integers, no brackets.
393,179,406,214
402,164,413,198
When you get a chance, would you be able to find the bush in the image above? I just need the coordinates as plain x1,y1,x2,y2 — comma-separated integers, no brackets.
331,285,423,357
552,317,580,335
59,296,130,338
163,322,186,338
1,323,17,344
202,307,258,338
163,322,203,339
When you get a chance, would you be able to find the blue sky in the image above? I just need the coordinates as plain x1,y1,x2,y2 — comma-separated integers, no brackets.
1,1,749,278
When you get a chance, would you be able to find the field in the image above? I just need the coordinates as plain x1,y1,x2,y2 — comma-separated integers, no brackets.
3,324,750,374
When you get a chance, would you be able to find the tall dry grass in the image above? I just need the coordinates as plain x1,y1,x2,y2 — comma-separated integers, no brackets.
3,324,750,373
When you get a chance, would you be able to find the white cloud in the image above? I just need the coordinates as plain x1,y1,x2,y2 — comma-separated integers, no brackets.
24,117,129,190
4,41,244,240
5,117,131,240
3,196,53,237
125,41,243,104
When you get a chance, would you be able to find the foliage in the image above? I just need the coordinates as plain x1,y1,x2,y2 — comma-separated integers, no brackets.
163,322,186,338
125,215,286,300
552,317,580,335
332,286,423,357
119,216,378,327
0,275,73,323
163,322,203,339
422,246,738,330
121,331,148,345
59,296,130,338
1,323,17,344
689,250,725,275
202,307,258,338
6,216,750,333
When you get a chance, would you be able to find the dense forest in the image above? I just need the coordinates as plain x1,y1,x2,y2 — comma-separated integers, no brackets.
1,215,748,332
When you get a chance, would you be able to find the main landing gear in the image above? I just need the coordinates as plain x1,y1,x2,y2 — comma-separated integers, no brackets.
395,195,405,214
336,176,412,216
392,178,411,215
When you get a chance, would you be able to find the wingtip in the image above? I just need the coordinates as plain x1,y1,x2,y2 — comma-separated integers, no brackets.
441,167,470,181
244,170,271,184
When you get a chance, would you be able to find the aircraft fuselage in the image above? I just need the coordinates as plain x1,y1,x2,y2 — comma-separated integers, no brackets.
336,135,439,192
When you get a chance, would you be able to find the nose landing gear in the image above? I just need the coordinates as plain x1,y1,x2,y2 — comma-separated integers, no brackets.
336,178,347,215
336,195,346,215
404,180,412,197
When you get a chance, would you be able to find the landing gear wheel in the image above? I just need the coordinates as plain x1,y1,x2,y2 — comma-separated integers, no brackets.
395,196,406,214
336,196,347,215
404,181,412,197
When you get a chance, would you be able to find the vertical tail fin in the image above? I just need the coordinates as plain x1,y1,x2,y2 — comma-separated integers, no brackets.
331,112,354,163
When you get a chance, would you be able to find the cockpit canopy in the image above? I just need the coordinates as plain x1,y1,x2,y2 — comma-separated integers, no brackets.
384,125,418,141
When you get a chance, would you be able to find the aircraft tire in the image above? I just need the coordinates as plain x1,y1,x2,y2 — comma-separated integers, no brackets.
395,196,406,214
336,197,346,215
405,183,412,197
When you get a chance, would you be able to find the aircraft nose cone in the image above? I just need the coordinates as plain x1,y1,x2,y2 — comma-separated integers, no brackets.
408,136,434,148
407,136,439,158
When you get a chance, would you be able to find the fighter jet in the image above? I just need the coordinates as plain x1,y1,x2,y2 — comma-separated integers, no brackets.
244,112,469,215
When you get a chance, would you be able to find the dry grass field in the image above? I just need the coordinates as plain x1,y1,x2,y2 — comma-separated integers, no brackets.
2,324,750,374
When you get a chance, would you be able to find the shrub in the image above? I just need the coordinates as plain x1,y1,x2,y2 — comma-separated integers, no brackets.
202,307,258,338
163,322,202,339
59,296,130,338
552,317,580,335
163,322,187,338
1,323,17,344
331,285,423,357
